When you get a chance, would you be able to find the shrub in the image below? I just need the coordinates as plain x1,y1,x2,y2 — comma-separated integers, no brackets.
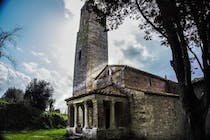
0,103,67,131
0,100,9,105
0,103,31,131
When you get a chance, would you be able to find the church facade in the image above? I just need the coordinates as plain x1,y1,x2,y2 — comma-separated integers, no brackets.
65,2,185,140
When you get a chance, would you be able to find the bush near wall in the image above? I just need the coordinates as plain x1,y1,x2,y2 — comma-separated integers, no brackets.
0,103,67,131
0,103,31,131
0,100,9,105
30,112,67,129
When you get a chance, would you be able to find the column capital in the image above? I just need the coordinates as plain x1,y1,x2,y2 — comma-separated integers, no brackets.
83,100,88,105
111,99,116,104
73,103,77,107
68,103,73,107
92,99,98,103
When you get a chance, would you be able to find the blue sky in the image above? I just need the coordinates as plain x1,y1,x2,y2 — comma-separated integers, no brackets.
0,0,202,112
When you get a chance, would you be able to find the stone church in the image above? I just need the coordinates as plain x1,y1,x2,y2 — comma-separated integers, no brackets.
65,2,185,140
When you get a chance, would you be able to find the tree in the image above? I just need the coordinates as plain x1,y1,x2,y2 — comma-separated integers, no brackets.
1,87,24,103
0,27,21,65
49,98,55,112
87,0,210,139
24,79,54,111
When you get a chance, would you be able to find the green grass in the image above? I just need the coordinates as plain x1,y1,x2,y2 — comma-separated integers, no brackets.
2,129,68,140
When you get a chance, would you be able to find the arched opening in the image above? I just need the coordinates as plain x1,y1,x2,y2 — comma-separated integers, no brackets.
87,100,93,128
77,104,84,133
115,102,124,127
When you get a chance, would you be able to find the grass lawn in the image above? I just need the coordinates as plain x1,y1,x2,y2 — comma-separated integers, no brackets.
2,129,68,140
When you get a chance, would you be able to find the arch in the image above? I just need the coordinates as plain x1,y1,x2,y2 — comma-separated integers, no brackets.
87,100,94,128
78,105,84,128
115,102,124,127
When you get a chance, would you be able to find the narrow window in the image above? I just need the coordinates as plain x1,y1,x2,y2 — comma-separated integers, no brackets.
79,50,82,60
149,78,152,86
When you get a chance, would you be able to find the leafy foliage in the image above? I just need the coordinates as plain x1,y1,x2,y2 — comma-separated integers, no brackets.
24,79,54,111
0,99,9,105
1,87,24,103
0,103,67,131
0,103,31,131
0,78,63,131
29,111,67,130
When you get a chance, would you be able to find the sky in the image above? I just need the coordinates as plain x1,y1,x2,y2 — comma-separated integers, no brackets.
0,0,202,112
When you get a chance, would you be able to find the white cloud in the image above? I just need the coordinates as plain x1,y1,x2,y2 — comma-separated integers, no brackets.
108,19,149,69
64,9,72,19
63,0,84,16
22,62,72,112
0,62,31,96
16,47,23,52
22,62,38,73
31,51,51,64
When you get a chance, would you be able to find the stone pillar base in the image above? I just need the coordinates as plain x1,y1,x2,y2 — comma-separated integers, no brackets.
66,126,75,135
82,127,98,140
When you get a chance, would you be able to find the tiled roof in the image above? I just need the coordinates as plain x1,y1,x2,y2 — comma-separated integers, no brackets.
65,83,127,101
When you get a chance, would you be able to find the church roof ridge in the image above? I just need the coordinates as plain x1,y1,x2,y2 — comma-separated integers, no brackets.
95,64,176,83
123,85,179,98
65,82,127,101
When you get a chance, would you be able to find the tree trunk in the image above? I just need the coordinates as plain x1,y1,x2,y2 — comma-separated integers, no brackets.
155,0,208,139
189,112,206,140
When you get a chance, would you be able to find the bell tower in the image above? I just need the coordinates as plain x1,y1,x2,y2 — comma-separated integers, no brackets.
73,2,108,95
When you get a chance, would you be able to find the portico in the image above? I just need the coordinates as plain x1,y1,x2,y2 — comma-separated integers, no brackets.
66,88,129,139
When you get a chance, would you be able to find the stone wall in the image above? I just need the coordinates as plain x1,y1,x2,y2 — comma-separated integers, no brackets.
128,89,185,140
73,3,108,95
124,67,168,93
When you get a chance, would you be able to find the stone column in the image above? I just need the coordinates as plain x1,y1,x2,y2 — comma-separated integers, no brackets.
68,105,71,126
93,100,99,128
74,104,78,128
83,101,89,129
110,100,116,129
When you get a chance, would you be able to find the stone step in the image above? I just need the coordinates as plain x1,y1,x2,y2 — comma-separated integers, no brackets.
68,135,81,140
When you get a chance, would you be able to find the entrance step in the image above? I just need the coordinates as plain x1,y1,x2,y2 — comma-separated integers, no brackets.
68,135,81,140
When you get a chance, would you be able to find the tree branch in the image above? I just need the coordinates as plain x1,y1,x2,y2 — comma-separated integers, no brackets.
187,45,204,72
1,54,16,68
135,0,167,38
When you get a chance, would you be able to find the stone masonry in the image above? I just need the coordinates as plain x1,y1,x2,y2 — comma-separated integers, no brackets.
66,2,186,140
73,2,108,95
